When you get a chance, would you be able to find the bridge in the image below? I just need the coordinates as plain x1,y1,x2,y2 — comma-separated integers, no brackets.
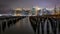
0,15,60,34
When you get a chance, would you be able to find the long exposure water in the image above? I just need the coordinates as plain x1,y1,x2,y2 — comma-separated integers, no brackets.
0,16,34,34
0,16,60,34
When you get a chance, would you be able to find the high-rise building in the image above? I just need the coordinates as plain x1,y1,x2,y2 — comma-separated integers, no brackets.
31,7,36,16
12,8,22,16
59,7,60,13
58,7,60,15
41,8,52,15
41,8,47,15
54,5,57,15
37,10,41,16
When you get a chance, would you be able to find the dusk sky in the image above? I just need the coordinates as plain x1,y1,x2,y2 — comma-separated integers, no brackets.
0,0,60,9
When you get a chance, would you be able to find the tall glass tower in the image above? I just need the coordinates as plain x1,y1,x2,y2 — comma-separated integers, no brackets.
31,7,36,16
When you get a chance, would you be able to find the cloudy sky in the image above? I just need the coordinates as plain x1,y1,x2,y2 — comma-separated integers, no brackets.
0,0,60,10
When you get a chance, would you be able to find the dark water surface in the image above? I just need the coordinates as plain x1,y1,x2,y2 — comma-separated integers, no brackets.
0,17,34,34
0,16,60,34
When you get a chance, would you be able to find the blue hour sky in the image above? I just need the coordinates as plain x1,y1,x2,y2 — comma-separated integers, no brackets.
0,0,60,9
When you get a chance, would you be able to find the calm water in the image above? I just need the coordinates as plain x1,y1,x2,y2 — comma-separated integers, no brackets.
0,16,60,34
0,17,34,34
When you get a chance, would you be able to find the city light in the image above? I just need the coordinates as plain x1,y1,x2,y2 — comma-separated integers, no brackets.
15,8,22,11
36,7,39,10
46,8,54,10
36,7,41,10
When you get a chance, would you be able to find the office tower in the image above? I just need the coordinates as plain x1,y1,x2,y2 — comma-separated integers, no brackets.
42,8,47,15
31,7,36,16
12,8,22,16
54,5,57,15
41,8,51,15
37,10,41,16
59,7,60,14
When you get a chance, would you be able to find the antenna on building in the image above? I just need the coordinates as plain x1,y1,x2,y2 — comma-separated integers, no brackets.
59,7,60,15
59,7,60,11
54,4,57,14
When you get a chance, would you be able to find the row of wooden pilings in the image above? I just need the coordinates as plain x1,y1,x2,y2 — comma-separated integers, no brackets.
0,16,26,34
29,16,60,34
0,16,60,34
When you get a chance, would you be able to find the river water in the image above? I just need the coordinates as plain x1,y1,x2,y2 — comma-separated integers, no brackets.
1,17,34,34
0,16,60,34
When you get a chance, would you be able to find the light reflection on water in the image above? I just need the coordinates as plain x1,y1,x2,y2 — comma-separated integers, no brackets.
1,16,60,34
1,17,34,34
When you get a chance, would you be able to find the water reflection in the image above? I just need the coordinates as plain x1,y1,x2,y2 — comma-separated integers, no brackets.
0,16,34,34
0,25,1,33
0,16,60,34
29,16,60,34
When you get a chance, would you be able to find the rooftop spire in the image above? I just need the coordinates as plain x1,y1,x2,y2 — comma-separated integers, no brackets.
54,4,57,14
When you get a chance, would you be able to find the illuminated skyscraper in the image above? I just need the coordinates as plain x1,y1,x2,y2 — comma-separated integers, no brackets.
31,7,36,16
41,8,51,15
54,5,57,14
59,7,60,14
59,7,60,12
12,8,22,16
